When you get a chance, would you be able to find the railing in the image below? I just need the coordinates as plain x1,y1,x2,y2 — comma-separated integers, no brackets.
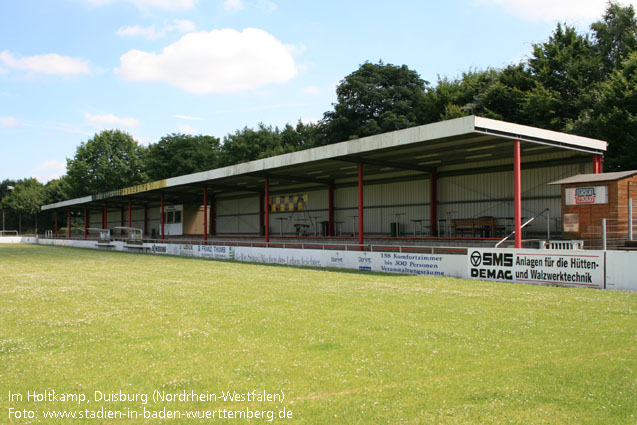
45,234,468,255
0,230,19,236
495,208,550,248
538,240,584,250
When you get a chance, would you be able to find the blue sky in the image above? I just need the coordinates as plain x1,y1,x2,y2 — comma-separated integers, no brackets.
0,0,631,182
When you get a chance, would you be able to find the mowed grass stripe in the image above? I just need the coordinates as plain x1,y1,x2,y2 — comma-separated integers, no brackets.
1,244,635,424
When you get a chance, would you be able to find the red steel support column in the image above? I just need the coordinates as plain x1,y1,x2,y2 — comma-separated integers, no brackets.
265,178,270,244
160,193,165,242
203,187,208,244
593,154,603,174
120,207,125,234
210,195,216,235
84,207,88,240
328,183,335,236
144,205,148,236
514,140,522,249
128,199,132,227
67,208,71,238
430,171,438,237
259,192,264,231
55,210,58,238
358,163,364,250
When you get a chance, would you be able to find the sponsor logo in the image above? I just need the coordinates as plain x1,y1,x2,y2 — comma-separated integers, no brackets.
470,251,482,267
575,187,596,204
151,244,167,253
470,251,513,280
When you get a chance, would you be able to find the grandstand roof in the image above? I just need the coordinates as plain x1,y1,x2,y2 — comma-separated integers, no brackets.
41,115,607,211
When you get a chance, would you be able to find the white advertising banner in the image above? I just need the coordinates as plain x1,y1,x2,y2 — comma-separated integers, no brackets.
565,186,608,205
231,246,466,278
467,248,605,289
33,239,637,290
605,251,637,291
371,251,466,277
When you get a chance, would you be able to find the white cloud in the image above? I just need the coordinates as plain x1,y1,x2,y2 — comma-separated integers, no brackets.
475,0,637,22
134,136,155,145
259,0,277,12
300,117,317,125
32,160,66,183
117,28,298,94
173,114,204,120
224,0,244,12
117,25,163,39
116,19,196,40
178,124,198,134
82,0,195,11
85,113,141,128
301,86,320,95
169,19,196,32
1,116,20,127
0,51,91,76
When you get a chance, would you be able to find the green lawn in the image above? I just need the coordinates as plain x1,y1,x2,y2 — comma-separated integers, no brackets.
1,244,635,424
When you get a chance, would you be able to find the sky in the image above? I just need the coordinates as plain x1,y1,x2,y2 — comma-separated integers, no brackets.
1,0,635,182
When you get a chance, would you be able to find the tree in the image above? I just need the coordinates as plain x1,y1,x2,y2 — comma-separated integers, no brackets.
220,124,285,166
280,120,321,150
65,130,147,197
320,61,427,144
572,51,637,171
528,23,602,129
2,178,46,234
1,179,18,232
145,133,221,181
44,177,71,204
591,2,637,74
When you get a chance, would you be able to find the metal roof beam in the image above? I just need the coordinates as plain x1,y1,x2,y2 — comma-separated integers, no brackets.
255,172,332,186
338,156,435,173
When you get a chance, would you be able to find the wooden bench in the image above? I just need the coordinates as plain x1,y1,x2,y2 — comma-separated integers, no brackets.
451,218,498,237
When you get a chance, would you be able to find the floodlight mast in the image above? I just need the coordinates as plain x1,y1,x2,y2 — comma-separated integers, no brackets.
3,186,14,234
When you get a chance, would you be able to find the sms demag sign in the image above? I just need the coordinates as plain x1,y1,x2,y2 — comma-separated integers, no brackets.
468,249,604,288
470,251,514,280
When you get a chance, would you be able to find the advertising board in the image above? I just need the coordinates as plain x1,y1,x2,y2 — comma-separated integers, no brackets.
467,248,604,288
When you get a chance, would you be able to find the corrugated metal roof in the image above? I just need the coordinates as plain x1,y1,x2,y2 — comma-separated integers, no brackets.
549,170,637,185
41,115,609,211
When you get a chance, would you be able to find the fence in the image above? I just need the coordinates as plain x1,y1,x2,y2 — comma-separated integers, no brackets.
582,199,636,250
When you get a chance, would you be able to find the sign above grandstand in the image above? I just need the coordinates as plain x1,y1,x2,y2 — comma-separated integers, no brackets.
270,194,308,212
565,186,608,205
92,180,167,201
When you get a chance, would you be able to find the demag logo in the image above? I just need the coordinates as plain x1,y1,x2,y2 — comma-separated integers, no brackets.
470,250,513,280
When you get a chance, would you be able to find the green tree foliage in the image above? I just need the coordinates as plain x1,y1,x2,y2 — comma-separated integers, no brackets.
528,23,602,129
219,121,321,166
2,178,45,215
591,2,637,73
144,133,221,181
320,61,427,144
65,130,146,197
420,2,637,170
1,178,46,233
420,66,536,124
572,51,637,171
43,177,71,204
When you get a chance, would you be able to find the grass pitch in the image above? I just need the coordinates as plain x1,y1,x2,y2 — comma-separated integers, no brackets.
1,244,636,424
